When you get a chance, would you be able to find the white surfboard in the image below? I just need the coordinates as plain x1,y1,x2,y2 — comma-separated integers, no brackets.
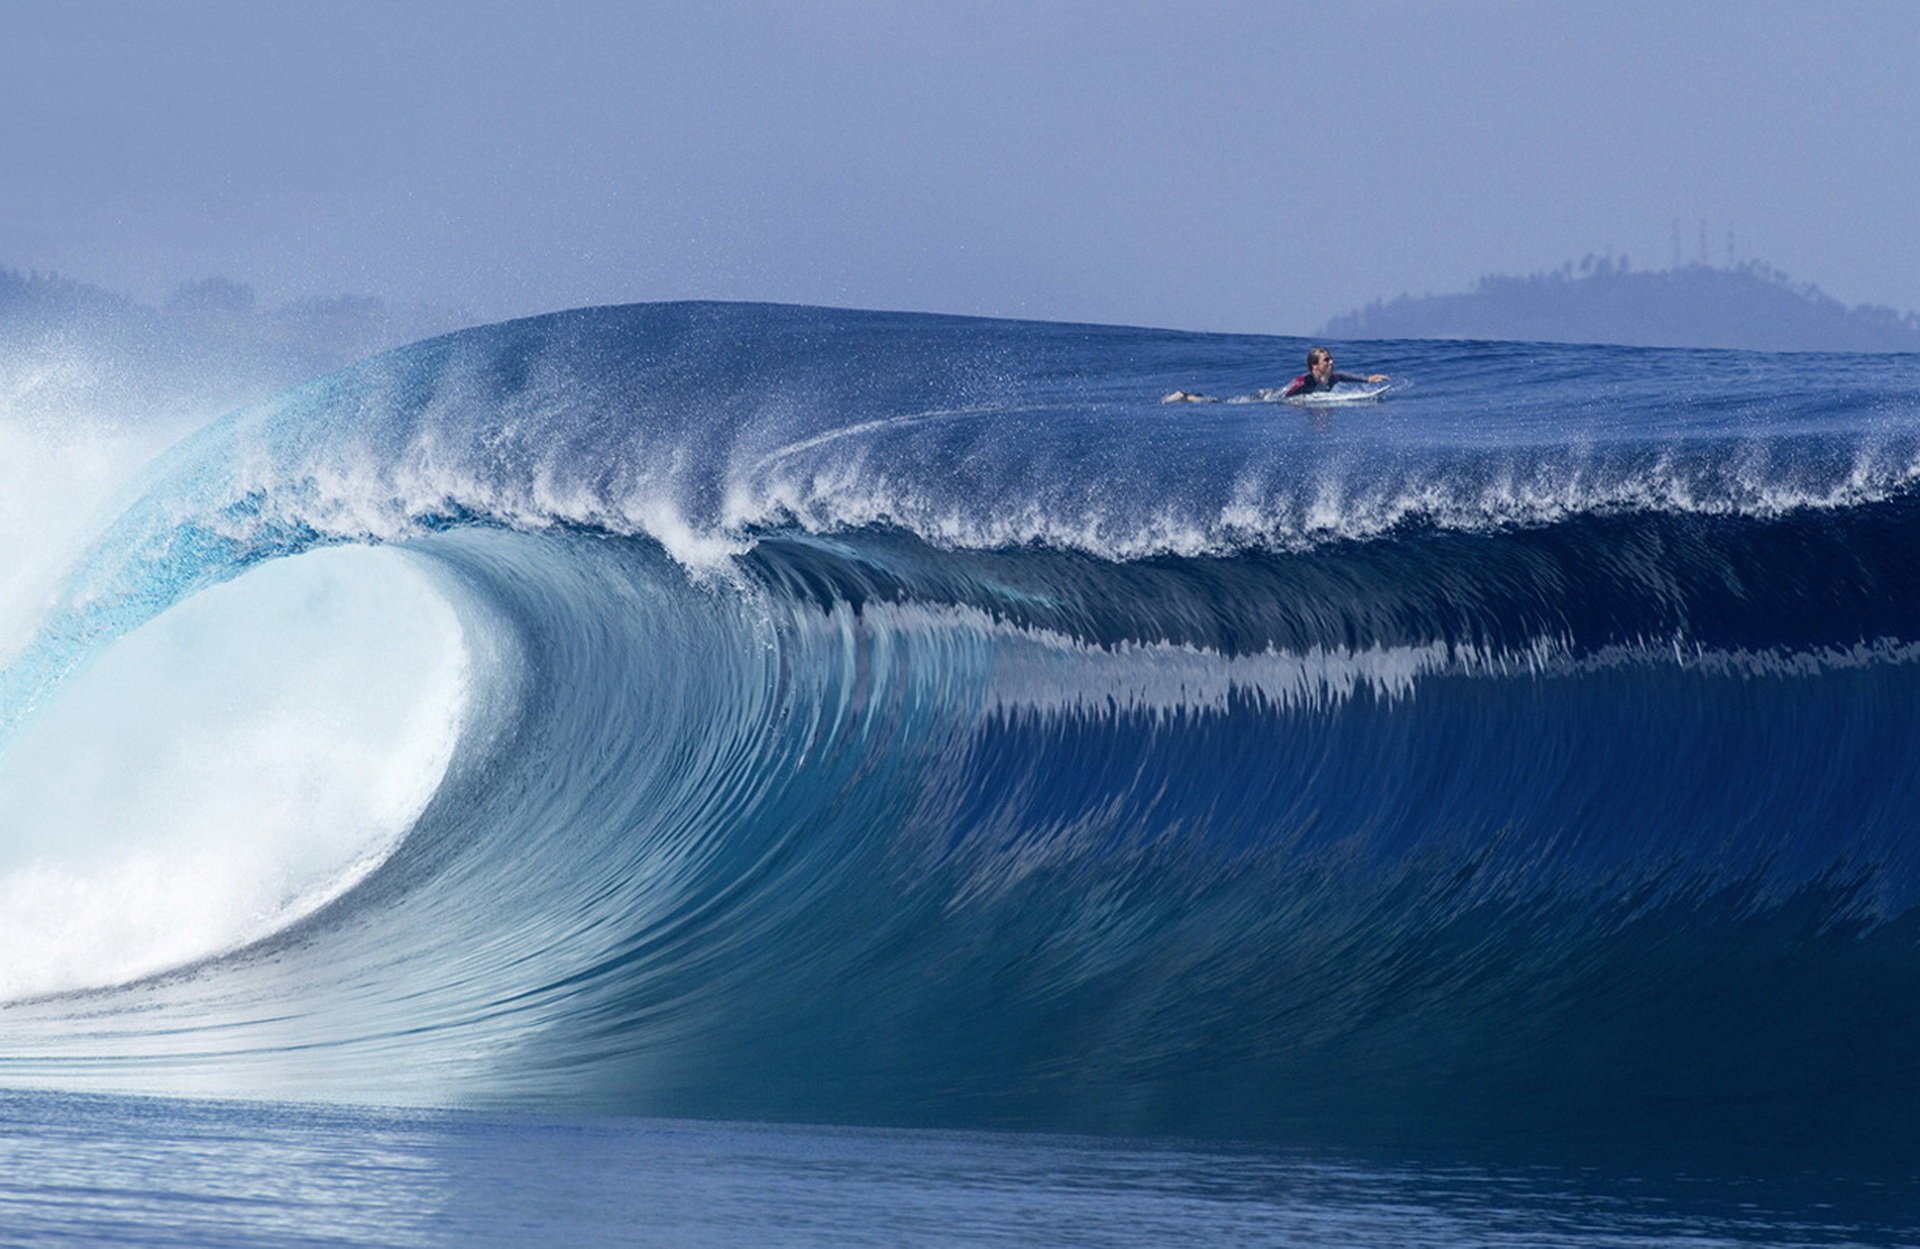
1284,382,1393,406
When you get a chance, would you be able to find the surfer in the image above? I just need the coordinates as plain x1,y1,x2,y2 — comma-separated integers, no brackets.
1283,347,1387,397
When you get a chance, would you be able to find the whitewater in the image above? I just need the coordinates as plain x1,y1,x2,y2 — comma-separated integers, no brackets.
2,301,1918,1244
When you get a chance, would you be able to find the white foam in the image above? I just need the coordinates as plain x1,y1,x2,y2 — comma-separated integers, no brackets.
0,545,469,1000
75,358,1920,593
843,600,1512,718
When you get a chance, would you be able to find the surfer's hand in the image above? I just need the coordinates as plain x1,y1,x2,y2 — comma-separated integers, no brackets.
1367,374,1388,383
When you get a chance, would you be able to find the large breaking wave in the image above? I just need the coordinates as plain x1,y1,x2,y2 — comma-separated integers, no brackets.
3,302,1919,1153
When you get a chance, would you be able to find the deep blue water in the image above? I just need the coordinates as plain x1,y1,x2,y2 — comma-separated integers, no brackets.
3,303,1919,1241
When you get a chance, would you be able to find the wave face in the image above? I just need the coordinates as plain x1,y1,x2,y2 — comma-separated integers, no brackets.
4,302,1920,1152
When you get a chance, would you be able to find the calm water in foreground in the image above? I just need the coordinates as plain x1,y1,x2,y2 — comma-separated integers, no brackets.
1,1089,1915,1247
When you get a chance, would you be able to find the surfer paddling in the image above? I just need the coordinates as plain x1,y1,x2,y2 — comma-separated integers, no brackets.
1161,346,1391,404
1283,347,1386,397
1160,347,1391,405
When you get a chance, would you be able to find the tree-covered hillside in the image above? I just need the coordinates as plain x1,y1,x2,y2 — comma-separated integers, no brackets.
1323,259,1920,353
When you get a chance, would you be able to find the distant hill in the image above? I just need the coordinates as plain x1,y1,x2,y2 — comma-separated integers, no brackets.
1322,259,1920,353
0,266,475,425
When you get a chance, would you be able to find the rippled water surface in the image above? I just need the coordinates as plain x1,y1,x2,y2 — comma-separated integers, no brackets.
5,1091,1915,1248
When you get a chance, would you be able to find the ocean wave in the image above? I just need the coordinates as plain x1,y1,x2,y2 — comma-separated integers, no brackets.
3,302,1919,1153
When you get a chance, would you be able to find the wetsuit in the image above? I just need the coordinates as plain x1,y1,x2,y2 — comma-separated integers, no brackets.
1283,371,1373,397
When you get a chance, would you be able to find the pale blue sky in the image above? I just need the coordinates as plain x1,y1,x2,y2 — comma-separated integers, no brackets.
3,1,1916,333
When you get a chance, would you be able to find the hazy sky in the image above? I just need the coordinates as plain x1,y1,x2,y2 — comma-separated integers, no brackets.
4,1,1917,334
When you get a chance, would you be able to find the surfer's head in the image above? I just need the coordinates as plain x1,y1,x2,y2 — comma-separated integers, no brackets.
1307,347,1333,380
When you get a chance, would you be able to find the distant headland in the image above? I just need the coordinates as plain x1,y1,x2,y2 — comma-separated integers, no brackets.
1322,257,1920,353
0,265,474,421
0,266,471,375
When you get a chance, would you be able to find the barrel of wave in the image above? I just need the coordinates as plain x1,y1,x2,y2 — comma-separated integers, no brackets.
0,544,472,1001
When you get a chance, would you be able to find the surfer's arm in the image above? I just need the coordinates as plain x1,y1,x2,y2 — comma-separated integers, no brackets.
1331,372,1387,385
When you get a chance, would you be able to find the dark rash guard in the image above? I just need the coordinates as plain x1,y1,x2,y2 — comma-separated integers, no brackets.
1283,371,1372,397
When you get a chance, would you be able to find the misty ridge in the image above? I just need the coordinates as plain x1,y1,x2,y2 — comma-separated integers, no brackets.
1323,255,1920,354
0,266,474,424
1,267,473,367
